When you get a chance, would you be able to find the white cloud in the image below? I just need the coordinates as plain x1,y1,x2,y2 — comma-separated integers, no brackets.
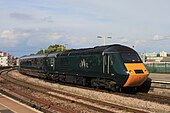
66,36,89,47
152,35,170,41
0,29,30,47
10,12,34,20
0,30,14,39
42,16,54,23
48,32,63,41
132,40,147,47
117,36,128,43
25,30,65,47
1,0,170,56
0,28,67,48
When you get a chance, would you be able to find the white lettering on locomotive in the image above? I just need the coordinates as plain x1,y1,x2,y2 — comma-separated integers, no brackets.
79,59,88,69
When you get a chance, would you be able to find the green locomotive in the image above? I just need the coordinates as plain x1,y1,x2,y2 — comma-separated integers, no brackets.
19,44,151,92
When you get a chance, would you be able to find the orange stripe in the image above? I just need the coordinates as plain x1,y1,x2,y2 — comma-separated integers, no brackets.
123,63,149,87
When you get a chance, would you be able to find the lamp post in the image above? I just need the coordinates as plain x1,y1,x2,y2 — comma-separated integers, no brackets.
97,36,112,45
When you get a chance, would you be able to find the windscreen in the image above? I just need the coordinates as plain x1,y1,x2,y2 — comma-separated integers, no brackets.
121,53,142,63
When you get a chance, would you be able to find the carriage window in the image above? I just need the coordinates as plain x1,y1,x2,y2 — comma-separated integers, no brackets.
121,53,142,63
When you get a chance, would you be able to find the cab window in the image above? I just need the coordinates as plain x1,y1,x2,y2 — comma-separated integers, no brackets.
121,53,142,63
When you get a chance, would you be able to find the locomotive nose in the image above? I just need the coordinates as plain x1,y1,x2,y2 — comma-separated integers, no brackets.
123,63,149,87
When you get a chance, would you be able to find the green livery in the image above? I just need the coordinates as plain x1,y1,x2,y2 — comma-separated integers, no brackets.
19,44,151,92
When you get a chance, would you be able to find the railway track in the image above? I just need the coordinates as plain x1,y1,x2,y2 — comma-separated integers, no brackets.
151,81,170,90
0,69,149,113
46,76,170,106
0,86,75,113
67,79,170,105
116,92,170,106
0,69,75,113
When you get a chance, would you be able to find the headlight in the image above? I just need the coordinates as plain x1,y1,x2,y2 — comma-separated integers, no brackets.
144,70,149,73
126,70,133,74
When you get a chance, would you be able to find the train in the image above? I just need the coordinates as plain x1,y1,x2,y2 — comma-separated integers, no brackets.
19,44,151,93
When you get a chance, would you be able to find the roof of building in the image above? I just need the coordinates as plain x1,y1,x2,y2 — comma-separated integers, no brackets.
160,57,170,62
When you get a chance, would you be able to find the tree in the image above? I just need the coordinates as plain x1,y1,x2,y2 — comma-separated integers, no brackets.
36,44,69,54
36,50,44,54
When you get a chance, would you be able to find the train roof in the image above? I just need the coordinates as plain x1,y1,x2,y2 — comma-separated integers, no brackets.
60,44,135,56
47,52,62,57
20,53,47,60
20,44,136,59
107,44,135,52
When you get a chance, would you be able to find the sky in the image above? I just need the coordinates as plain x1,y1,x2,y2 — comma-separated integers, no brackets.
0,0,170,57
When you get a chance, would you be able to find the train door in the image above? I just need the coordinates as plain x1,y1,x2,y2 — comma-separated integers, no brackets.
103,54,109,74
103,54,114,74
48,57,55,71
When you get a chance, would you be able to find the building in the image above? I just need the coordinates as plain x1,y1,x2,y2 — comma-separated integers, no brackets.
141,51,170,63
0,56,8,66
0,51,16,66
0,51,5,56
140,52,158,62
161,57,170,62
160,51,168,57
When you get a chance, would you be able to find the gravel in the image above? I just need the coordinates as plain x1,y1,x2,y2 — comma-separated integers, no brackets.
149,83,170,96
9,70,170,113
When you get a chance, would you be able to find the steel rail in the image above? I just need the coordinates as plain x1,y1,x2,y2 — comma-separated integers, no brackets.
1,70,149,113
0,70,75,113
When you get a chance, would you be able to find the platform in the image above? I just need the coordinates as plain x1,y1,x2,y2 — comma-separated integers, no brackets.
149,73,170,83
0,93,42,113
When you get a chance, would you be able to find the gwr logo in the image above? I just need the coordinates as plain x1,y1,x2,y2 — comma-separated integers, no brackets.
79,59,88,69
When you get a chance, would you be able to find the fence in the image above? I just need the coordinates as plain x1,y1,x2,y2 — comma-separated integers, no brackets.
145,62,170,74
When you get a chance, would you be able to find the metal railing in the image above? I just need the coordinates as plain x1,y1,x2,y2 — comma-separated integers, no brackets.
145,62,170,74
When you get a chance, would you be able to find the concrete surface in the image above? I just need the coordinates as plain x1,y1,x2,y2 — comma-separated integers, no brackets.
149,73,170,82
0,93,42,113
